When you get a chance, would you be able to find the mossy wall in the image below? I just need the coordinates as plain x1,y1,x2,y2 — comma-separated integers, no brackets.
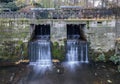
87,20,117,62
0,19,30,61
51,42,65,61
0,19,117,62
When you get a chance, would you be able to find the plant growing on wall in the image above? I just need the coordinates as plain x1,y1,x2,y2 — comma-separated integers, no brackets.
94,48,106,62
1,41,18,61
96,53,106,62
109,54,120,64
109,54,120,72
0,40,28,62
52,42,65,61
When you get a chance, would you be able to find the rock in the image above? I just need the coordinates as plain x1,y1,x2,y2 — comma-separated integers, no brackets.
102,65,106,68
9,73,15,82
107,80,112,83
95,72,97,76
2,79,4,82
106,74,110,78
109,68,116,72
97,67,100,70
57,69,60,73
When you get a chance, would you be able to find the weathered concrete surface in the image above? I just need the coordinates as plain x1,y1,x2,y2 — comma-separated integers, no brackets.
0,19,30,42
0,19,30,60
51,20,66,45
50,19,116,52
0,19,117,56
116,19,120,38
50,20,86,45
87,20,116,52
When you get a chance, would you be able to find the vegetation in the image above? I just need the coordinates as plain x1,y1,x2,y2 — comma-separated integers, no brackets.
0,19,29,62
2,2,19,11
109,54,120,64
3,43,28,62
0,40,28,62
0,0,14,3
0,0,119,12
89,47,120,72
96,53,106,62
109,54,120,72
0,0,54,12
52,42,65,62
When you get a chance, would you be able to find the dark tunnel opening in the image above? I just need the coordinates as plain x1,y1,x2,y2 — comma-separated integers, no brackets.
67,24,86,41
30,24,50,41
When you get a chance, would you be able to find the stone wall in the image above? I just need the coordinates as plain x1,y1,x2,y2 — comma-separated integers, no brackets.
0,19,117,61
34,19,116,52
50,19,116,52
0,19,30,61
0,19,30,42
86,20,116,52
30,20,67,45
51,20,66,45
116,19,120,38
0,19,116,52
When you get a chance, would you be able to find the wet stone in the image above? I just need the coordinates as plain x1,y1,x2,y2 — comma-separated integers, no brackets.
95,72,98,76
107,80,112,83
106,74,110,78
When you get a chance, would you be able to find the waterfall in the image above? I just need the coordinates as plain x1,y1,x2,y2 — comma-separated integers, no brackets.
79,41,89,63
65,40,89,70
29,40,52,73
65,40,79,70
67,40,78,63
80,44,84,63
85,43,89,63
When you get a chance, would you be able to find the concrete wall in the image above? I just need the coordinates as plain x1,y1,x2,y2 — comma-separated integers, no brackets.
51,20,66,45
0,19,30,60
0,19,116,53
0,19,30,42
50,19,116,52
86,20,116,52
32,19,116,52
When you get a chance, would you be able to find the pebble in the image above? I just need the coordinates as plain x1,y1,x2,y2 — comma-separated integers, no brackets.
106,74,110,78
107,80,112,83
95,72,97,76
102,65,106,68
57,69,60,73
10,73,15,82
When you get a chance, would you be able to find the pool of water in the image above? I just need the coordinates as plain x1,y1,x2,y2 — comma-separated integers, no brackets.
16,62,120,84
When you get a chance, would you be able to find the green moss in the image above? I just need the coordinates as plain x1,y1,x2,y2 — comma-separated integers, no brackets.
52,42,65,61
0,19,30,62
0,40,28,62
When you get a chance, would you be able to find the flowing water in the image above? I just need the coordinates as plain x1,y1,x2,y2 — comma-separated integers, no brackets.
65,39,89,70
29,40,52,74
79,41,89,63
